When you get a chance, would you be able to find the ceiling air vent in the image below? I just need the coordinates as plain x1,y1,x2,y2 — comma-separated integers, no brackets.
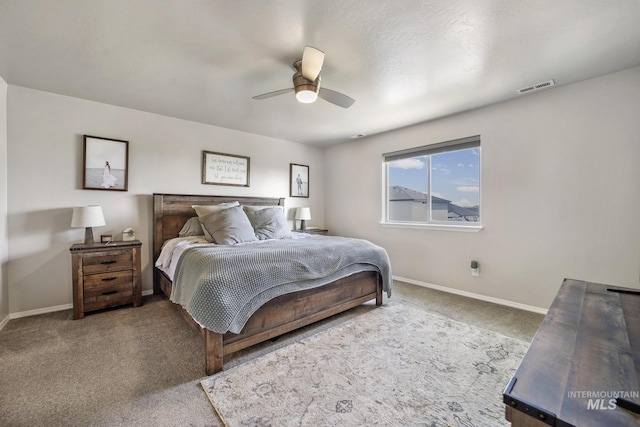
517,79,555,95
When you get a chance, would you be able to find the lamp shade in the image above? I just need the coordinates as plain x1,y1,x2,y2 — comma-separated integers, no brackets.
295,207,311,221
71,206,106,228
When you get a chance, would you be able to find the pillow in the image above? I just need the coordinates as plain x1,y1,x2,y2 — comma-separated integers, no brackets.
243,204,285,213
192,201,240,240
245,206,293,240
198,205,258,245
178,217,204,237
192,201,240,216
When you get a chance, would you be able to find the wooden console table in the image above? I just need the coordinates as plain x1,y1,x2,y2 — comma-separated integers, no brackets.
504,278,640,426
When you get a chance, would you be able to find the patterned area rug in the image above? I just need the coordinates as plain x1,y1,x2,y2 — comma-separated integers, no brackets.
201,301,528,427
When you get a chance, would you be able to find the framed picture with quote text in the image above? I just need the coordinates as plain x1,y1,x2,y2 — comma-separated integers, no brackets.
290,163,309,198
202,150,250,187
82,135,129,191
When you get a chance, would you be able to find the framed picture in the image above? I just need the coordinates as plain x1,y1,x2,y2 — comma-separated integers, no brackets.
82,135,129,191
290,163,309,198
202,150,250,187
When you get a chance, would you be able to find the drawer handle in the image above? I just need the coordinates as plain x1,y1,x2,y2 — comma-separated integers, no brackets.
101,260,117,265
102,277,117,282
101,290,118,296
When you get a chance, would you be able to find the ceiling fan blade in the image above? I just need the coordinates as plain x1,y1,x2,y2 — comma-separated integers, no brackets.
318,87,355,108
301,46,324,81
252,88,294,100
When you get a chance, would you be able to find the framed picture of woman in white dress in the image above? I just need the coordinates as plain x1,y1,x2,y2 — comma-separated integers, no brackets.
82,135,129,191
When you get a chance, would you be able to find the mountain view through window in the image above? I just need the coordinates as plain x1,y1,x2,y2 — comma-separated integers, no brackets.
386,146,480,223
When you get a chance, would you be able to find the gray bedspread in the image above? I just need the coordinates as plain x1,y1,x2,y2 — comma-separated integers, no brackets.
170,235,392,334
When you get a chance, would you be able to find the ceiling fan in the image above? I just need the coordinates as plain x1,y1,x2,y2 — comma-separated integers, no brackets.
252,46,355,108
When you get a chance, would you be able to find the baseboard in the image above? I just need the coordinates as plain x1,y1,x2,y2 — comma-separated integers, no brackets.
10,303,73,320
0,313,10,331
7,289,156,322
394,276,548,315
1,283,544,328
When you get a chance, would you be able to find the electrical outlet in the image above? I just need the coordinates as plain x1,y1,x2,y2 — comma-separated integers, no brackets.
471,260,479,276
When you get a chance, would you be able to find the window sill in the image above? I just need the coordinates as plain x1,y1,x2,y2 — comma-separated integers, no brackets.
380,221,484,233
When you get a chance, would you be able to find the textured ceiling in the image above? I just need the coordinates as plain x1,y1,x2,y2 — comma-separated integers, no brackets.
1,1,640,146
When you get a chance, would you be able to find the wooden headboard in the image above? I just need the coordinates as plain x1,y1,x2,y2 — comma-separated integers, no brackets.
152,193,285,263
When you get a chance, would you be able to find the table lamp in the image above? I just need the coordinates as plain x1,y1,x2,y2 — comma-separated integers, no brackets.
295,207,311,231
71,205,106,244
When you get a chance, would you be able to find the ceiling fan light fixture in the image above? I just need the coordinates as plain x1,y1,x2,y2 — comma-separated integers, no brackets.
295,86,318,103
293,67,320,103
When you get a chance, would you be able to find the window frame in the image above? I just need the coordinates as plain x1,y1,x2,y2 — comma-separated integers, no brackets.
381,135,483,232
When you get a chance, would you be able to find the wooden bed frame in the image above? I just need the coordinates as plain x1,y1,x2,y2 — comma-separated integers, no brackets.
152,193,383,375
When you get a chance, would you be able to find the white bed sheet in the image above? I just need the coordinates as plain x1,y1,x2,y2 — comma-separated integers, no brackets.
155,236,211,280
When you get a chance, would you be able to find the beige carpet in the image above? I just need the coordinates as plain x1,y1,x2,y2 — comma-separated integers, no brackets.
0,282,542,426
0,295,216,427
202,300,529,427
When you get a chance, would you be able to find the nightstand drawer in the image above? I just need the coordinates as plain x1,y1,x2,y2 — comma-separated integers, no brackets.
83,270,134,304
82,252,133,274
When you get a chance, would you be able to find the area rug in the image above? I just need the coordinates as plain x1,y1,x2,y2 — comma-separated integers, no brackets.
201,301,529,427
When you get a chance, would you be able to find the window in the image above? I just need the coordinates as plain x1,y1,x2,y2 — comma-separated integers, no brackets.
382,135,481,230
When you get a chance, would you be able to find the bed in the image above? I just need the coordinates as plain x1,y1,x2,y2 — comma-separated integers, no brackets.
152,193,391,375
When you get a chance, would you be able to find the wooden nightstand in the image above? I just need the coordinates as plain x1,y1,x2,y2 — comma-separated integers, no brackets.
70,240,142,319
293,228,328,235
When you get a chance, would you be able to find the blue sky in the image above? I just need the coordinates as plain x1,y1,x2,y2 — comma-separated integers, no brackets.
388,148,480,207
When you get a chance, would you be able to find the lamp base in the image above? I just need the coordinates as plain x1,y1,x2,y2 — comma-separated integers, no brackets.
300,220,307,231
84,227,95,245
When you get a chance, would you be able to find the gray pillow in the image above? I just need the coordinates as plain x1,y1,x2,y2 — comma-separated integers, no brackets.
245,207,293,240
199,206,258,244
192,201,240,217
243,205,284,213
192,201,240,241
178,217,204,237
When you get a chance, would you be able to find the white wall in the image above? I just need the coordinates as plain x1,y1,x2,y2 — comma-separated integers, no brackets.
7,86,325,314
6,67,640,316
325,66,640,310
0,75,8,323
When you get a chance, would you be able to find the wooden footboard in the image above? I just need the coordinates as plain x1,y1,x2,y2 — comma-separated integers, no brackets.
157,268,382,375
